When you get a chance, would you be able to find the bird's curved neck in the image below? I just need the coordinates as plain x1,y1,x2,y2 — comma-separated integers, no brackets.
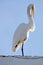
28,16,34,25
27,16,34,31
29,16,33,22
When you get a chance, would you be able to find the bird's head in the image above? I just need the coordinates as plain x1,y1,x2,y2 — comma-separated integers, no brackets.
27,4,34,18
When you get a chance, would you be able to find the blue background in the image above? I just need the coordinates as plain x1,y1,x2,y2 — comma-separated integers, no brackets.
0,0,43,56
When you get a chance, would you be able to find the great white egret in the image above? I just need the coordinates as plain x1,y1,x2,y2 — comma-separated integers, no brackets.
12,4,35,56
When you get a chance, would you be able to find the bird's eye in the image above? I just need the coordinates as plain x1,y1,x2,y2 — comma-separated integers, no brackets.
32,6,34,10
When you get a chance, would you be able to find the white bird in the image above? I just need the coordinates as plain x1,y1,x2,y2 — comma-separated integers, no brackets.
12,4,35,56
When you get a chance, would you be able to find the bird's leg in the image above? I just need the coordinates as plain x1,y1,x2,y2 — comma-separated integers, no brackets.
21,44,24,56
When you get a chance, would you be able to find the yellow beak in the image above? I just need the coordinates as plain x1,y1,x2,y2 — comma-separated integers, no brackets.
30,6,34,17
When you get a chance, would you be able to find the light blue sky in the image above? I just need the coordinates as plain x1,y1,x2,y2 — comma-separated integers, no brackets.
0,0,43,56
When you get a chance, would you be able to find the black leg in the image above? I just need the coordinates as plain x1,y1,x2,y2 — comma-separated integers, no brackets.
21,44,24,56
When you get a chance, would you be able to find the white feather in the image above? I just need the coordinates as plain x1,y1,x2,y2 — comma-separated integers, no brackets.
12,4,35,52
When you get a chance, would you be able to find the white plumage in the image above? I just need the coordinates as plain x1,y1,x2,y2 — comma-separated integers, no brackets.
12,4,35,56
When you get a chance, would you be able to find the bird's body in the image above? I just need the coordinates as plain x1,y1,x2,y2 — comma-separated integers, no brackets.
12,17,35,52
12,4,35,56
12,23,28,52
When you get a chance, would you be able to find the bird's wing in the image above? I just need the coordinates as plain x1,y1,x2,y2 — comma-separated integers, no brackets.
12,23,27,52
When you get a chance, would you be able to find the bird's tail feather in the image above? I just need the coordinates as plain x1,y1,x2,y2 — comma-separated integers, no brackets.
13,42,22,52
13,38,26,52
